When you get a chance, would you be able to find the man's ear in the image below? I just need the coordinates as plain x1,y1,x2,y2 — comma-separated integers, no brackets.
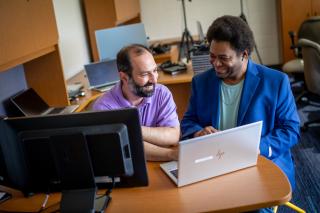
242,50,249,61
119,71,129,83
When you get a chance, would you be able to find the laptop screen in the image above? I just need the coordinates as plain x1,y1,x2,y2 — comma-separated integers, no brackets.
95,23,148,61
196,21,205,42
84,59,120,89
11,88,49,116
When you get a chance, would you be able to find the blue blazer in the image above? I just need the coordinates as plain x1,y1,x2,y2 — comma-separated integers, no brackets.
181,60,300,189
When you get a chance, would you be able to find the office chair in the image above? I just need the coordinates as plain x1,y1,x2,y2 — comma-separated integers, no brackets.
274,202,306,213
282,16,320,85
298,38,320,131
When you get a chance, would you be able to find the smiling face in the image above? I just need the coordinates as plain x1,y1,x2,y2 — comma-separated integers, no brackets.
121,50,158,98
209,40,247,84
129,51,158,97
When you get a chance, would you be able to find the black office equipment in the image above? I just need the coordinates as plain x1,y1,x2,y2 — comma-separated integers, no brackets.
178,0,194,61
50,133,97,212
159,60,187,75
10,88,78,116
0,192,11,204
0,108,148,196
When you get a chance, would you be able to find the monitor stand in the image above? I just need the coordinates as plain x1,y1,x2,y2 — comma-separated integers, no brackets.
50,133,100,213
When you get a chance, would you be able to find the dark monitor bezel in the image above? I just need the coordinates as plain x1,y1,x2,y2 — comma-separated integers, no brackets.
0,108,148,195
10,88,50,116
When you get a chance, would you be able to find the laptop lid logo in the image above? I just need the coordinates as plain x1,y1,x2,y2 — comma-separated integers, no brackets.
195,155,213,164
216,150,225,160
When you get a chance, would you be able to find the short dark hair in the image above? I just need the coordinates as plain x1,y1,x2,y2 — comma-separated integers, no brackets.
206,15,255,55
116,44,152,76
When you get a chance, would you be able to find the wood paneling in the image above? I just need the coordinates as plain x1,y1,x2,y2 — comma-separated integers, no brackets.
279,0,320,63
114,0,140,25
312,0,320,15
0,0,69,109
0,0,58,70
24,46,69,107
83,0,141,61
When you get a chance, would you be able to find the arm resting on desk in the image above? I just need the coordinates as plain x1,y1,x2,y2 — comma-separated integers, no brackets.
144,142,178,161
141,126,180,146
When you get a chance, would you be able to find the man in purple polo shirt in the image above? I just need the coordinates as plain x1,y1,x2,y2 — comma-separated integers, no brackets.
93,44,180,161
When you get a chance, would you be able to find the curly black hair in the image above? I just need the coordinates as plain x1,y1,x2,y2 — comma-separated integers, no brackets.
206,15,255,55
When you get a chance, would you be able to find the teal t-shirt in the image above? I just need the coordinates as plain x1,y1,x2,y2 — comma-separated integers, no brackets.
219,80,244,130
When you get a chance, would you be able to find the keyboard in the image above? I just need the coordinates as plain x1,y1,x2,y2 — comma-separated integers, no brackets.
93,85,115,92
48,107,65,114
170,169,178,179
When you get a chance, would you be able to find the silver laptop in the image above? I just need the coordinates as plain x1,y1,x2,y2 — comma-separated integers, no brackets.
196,20,205,42
160,121,262,187
11,88,79,116
84,59,119,92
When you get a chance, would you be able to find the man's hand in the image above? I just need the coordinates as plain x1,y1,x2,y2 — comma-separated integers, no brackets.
167,145,179,161
194,126,219,137
144,142,179,161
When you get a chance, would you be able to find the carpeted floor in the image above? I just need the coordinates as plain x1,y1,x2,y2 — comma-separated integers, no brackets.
277,93,320,212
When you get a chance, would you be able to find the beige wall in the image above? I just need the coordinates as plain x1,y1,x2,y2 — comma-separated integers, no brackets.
140,0,280,65
52,0,281,80
52,0,90,79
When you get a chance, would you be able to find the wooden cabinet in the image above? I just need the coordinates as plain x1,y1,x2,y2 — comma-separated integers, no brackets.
83,0,141,61
0,0,58,71
0,0,69,107
279,0,320,63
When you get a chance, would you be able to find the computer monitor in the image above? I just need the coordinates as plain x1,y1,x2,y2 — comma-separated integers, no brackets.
84,59,119,90
0,108,148,195
95,23,148,61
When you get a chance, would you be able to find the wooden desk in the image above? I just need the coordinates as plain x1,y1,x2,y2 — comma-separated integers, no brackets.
0,156,291,212
154,44,179,64
68,70,102,112
157,64,193,119
68,64,193,120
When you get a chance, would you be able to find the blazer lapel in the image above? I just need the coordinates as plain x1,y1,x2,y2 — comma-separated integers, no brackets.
207,71,221,127
237,60,260,125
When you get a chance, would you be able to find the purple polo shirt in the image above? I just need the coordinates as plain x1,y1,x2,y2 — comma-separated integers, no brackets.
92,82,179,127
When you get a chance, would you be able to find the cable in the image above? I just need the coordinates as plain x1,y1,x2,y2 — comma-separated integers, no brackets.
239,0,263,65
95,177,116,212
178,0,194,62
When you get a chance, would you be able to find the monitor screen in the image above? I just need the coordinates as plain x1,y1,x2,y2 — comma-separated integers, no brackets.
84,59,119,89
95,23,148,61
10,88,50,116
0,108,148,195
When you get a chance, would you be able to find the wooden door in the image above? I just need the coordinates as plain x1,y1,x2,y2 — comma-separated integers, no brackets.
280,0,312,63
311,0,320,16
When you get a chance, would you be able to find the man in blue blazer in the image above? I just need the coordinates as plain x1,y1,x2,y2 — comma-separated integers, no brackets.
181,15,300,191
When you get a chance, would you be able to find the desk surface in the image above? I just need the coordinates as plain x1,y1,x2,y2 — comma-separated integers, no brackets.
0,156,291,213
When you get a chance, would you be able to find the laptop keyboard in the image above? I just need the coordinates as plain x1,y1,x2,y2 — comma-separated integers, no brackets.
170,169,178,178
94,84,114,92
48,107,65,114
